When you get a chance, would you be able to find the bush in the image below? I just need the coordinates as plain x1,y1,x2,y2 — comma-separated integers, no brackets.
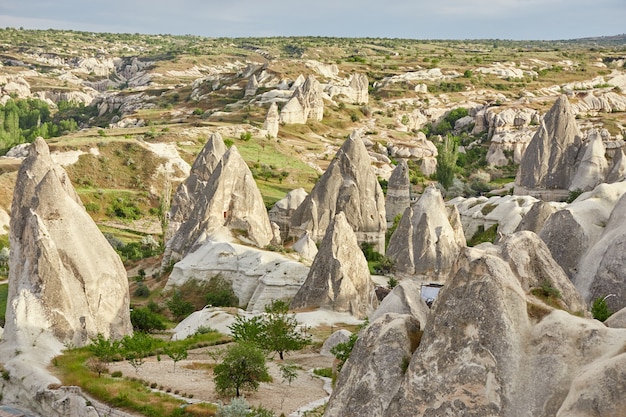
130,307,166,332
167,290,195,321
205,275,239,307
133,284,150,298
591,297,613,322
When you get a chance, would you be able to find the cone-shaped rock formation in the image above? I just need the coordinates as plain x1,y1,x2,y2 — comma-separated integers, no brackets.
3,138,132,351
290,212,378,318
289,131,387,253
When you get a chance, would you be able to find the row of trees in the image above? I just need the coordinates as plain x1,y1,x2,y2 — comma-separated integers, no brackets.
0,98,96,154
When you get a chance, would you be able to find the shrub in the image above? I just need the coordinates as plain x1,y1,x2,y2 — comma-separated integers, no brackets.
133,284,150,298
111,370,123,378
205,275,239,307
167,290,195,321
591,297,613,322
130,307,166,332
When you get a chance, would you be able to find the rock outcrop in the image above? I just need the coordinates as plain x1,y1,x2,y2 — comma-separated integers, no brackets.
289,131,387,253
290,212,378,318
515,95,584,199
574,192,626,311
263,102,280,138
385,159,411,224
166,132,227,242
2,138,131,352
166,145,273,261
386,132,438,176
387,186,465,279
279,75,324,124
326,73,369,104
328,231,618,417
268,187,308,241
166,240,309,312
569,128,609,192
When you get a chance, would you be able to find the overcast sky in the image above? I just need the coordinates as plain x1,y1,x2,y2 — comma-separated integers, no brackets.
0,0,624,40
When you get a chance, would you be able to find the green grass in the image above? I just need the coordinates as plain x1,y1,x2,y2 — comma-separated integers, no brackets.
467,224,498,247
52,332,229,417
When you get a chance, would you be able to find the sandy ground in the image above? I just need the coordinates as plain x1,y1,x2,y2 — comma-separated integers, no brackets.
108,344,334,416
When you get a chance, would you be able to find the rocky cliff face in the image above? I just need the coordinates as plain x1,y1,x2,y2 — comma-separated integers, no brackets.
289,131,387,253
387,186,465,279
2,138,132,352
166,145,273,261
328,231,626,417
166,132,227,242
290,212,378,318
516,95,584,195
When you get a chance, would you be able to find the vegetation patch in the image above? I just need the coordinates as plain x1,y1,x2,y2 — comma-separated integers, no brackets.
467,224,498,246
0,283,8,327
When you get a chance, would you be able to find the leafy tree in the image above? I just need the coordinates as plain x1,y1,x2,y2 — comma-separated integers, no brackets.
230,300,310,360
213,342,271,397
591,297,613,322
164,345,188,372
130,307,166,332
121,332,157,373
89,333,122,363
167,289,195,321
435,135,458,190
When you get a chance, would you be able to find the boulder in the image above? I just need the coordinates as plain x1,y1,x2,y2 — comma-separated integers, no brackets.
292,231,318,262
166,145,273,261
268,187,308,241
262,102,279,138
320,329,352,357
515,95,584,196
166,132,227,242
514,200,558,234
289,131,387,253
385,159,411,224
387,186,465,279
370,279,430,325
290,212,378,319
2,138,131,354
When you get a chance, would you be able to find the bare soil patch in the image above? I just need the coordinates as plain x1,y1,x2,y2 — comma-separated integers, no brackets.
108,344,334,416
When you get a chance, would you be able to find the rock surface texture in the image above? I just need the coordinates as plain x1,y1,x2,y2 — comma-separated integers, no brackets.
268,187,308,241
166,145,273,261
2,138,132,352
279,75,324,124
385,159,411,224
387,186,465,279
515,95,583,198
263,102,280,138
289,131,387,253
326,231,626,417
290,212,378,318
166,132,227,241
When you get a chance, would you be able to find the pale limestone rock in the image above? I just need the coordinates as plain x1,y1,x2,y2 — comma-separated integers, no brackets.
515,200,558,234
263,102,280,138
516,95,584,195
605,307,626,328
451,194,539,241
387,187,465,278
289,131,387,253
574,192,626,311
167,145,273,260
539,182,626,280
606,147,626,183
166,240,308,311
292,231,318,262
320,329,352,357
268,187,308,241
172,307,242,339
325,313,421,417
370,280,430,325
2,138,131,352
165,132,227,243
279,75,324,124
290,212,378,319
326,73,369,104
385,159,411,224
569,129,609,192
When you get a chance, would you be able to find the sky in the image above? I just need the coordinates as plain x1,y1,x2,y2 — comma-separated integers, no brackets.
0,0,624,40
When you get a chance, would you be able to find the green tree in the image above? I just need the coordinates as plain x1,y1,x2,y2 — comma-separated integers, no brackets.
164,345,188,372
229,300,310,360
166,289,195,321
435,135,458,190
89,333,122,363
130,307,166,333
213,342,271,397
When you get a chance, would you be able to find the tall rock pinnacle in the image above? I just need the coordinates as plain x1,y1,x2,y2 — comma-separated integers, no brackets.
3,138,132,352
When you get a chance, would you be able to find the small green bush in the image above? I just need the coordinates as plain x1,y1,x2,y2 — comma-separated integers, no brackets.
591,297,613,322
130,307,166,332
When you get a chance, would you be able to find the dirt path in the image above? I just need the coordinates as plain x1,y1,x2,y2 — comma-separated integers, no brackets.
108,344,334,416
